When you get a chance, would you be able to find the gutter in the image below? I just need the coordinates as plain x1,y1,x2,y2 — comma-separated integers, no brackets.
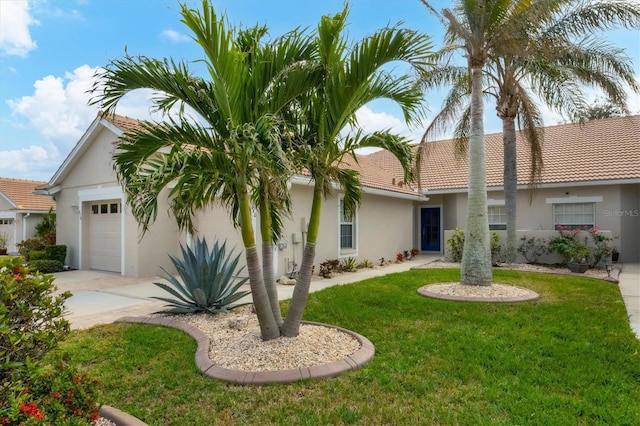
289,175,428,201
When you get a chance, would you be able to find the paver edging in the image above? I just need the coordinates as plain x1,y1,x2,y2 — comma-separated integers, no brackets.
115,316,375,385
417,284,540,303
100,405,148,426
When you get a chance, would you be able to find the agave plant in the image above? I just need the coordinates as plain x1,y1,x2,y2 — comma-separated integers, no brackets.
152,238,250,314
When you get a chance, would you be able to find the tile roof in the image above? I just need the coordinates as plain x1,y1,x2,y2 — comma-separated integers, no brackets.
104,114,420,197
367,115,640,191
0,178,56,211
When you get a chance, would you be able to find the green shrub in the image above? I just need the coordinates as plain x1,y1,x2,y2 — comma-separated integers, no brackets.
16,238,46,261
29,250,47,261
357,259,373,269
152,238,250,314
446,227,465,262
491,232,502,264
517,236,550,263
0,259,100,425
29,259,64,273
341,257,357,272
46,245,67,264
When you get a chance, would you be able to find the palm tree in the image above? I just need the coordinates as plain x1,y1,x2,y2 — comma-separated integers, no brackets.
90,0,316,340
280,6,433,336
418,0,543,285
419,0,640,264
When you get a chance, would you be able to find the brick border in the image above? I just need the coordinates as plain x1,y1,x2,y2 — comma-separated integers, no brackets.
115,316,375,385
417,284,540,303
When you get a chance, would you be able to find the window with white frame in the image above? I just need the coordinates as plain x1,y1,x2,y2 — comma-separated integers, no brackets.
553,202,595,229
488,206,506,230
339,199,355,251
0,219,13,225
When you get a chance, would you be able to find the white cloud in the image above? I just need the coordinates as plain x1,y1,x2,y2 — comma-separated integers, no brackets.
159,29,191,43
0,0,39,57
7,65,101,143
0,143,60,181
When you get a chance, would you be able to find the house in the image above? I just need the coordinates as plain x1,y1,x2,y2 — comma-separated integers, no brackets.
368,114,640,263
37,113,639,277
0,177,56,253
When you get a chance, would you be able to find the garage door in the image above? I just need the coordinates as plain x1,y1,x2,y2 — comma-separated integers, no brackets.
88,200,121,273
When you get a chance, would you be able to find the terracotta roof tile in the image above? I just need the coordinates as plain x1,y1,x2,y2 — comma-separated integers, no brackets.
102,112,146,133
0,178,56,211
368,115,640,190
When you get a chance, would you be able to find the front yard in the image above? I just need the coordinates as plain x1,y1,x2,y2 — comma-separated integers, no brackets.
62,269,640,425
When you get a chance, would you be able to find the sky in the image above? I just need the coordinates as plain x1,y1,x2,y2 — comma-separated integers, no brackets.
0,0,638,183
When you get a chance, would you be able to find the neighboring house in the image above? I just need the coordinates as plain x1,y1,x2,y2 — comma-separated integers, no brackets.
37,113,639,277
0,177,56,253
368,114,640,263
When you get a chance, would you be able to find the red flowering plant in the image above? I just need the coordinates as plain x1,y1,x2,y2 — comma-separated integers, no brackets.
0,259,101,425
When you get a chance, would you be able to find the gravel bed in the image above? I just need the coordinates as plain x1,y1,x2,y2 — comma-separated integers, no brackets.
181,306,361,372
422,282,535,298
423,260,609,279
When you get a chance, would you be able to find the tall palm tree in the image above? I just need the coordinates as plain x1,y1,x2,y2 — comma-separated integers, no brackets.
280,6,433,336
419,0,640,264
90,0,316,340
419,0,541,286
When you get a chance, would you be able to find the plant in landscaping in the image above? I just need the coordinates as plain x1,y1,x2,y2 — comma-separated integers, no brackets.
319,259,341,278
490,232,502,264
586,227,614,267
0,232,9,249
0,258,100,425
517,236,550,263
29,259,65,273
152,238,250,314
396,252,404,262
446,227,465,262
340,257,357,272
548,226,590,265
16,238,46,261
357,259,372,269
410,248,420,257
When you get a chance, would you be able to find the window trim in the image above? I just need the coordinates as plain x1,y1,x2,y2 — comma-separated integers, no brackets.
487,205,507,231
552,202,596,230
338,198,357,257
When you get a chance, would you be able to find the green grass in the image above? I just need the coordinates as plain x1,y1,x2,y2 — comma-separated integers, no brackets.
61,269,640,425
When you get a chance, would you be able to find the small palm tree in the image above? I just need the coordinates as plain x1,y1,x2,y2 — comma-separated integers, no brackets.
90,0,316,340
280,6,433,336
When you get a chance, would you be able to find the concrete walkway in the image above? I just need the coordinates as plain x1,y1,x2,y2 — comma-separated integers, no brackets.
53,258,640,339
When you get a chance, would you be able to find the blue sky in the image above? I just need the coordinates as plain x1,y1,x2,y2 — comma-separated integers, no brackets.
0,0,638,182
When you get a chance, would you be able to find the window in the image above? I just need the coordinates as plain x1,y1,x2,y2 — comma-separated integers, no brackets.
339,199,355,251
554,203,595,229
91,205,99,214
0,219,13,225
488,206,506,230
110,203,119,214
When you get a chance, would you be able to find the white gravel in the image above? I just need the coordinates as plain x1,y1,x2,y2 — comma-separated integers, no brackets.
182,306,360,372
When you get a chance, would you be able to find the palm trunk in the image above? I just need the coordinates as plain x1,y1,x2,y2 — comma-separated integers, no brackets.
461,65,492,286
502,117,518,264
281,183,323,337
259,197,283,326
238,187,279,341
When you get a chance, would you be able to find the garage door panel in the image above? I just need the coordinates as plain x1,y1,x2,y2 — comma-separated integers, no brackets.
88,201,121,273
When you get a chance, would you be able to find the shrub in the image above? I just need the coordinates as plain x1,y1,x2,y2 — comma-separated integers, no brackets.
0,260,100,424
396,252,404,262
341,257,357,272
587,227,614,267
29,260,64,273
46,245,67,264
410,248,420,257
29,250,47,261
490,232,502,264
319,259,341,278
446,227,465,262
35,208,56,238
16,238,46,261
517,236,549,263
357,259,373,269
548,226,590,266
152,238,250,314
0,259,70,384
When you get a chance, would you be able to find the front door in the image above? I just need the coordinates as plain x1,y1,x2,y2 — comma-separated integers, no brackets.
421,207,441,251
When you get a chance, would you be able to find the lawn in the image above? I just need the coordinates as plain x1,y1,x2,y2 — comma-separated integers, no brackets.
61,269,640,425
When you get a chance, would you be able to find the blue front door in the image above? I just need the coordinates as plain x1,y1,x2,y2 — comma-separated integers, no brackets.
421,207,440,251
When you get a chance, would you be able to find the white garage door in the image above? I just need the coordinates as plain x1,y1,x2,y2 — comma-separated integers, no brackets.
88,200,121,273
